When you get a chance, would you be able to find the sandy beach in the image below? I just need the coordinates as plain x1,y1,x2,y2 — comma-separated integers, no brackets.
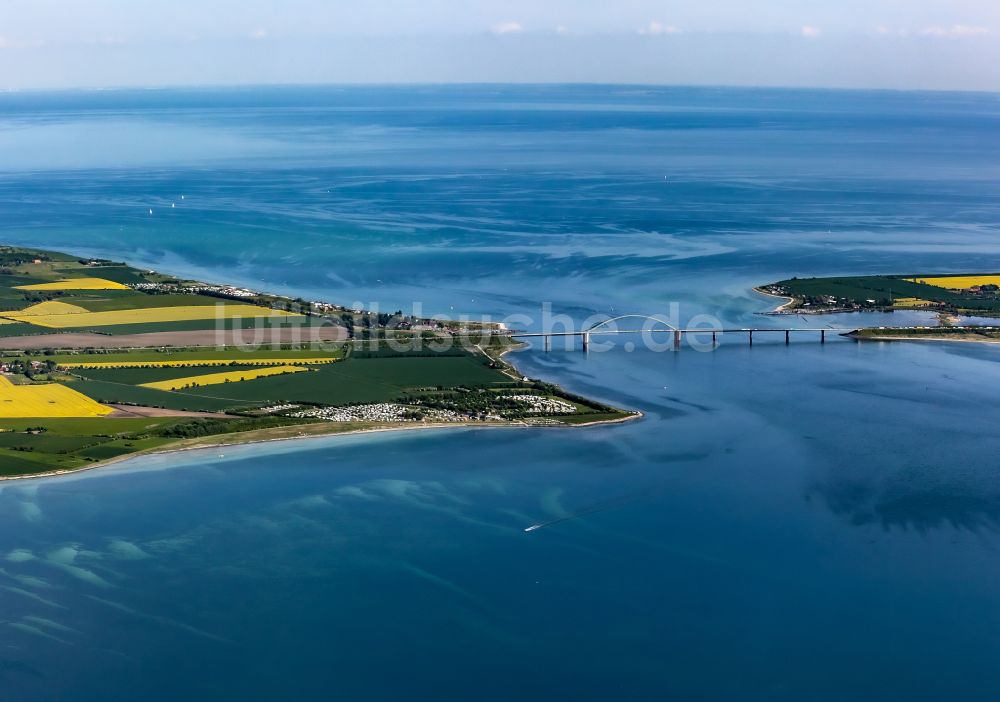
0,408,642,483
0,338,640,483
752,286,797,313
849,332,1000,345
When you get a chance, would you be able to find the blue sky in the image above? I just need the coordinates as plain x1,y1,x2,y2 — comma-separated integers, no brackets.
1,0,999,90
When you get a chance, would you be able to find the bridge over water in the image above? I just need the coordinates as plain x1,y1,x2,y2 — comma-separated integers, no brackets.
507,314,854,350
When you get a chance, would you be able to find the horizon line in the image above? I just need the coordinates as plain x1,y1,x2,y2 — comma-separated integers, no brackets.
2,80,999,98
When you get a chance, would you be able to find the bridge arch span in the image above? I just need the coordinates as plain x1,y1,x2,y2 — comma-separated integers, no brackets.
585,314,678,333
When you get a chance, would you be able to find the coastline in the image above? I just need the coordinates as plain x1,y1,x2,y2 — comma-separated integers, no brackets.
752,286,797,313
2,347,642,483
1,331,642,483
848,332,1000,345
0,407,643,483
0,244,643,482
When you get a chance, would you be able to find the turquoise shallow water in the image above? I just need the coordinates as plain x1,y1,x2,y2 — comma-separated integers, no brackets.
2,86,1000,700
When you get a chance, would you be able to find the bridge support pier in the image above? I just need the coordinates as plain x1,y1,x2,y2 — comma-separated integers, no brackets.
749,330,753,347
543,335,551,352
582,332,590,351
821,330,825,344
674,330,681,350
785,330,790,345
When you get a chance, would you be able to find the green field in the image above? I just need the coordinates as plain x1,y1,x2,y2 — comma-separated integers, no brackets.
0,322,49,337
0,279,49,310
0,417,177,433
183,356,512,405
558,412,631,425
0,417,179,476
52,265,149,285
0,247,309,334
65,354,511,410
67,378,253,412
71,292,221,312
42,346,345,366
0,431,108,452
56,317,310,335
777,276,965,304
0,415,312,476
765,274,1000,312
0,245,635,478
71,364,269,385
0,448,82,476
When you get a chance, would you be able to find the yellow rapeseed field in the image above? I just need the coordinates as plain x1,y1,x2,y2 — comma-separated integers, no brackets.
62,358,339,369
14,277,131,291
139,365,309,391
1,304,303,329
908,275,1000,290
7,300,90,316
892,297,935,308
0,376,113,418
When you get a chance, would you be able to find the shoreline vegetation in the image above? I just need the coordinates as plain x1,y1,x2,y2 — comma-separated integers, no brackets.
756,275,1000,345
756,273,1000,317
0,410,644,483
752,286,796,313
847,327,1000,343
0,245,639,480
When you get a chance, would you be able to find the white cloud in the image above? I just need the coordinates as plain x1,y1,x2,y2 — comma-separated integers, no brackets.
250,29,268,40
922,25,990,38
638,21,680,36
490,21,523,36
800,26,822,38
554,25,570,36
874,26,906,37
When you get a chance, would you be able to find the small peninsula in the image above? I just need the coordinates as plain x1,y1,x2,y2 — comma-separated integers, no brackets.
758,272,1000,344
0,246,636,479
757,273,1000,316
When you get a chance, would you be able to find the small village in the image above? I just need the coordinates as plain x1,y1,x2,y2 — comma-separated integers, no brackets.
289,403,470,423
285,394,580,425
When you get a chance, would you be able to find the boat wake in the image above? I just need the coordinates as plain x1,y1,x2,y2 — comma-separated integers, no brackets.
523,491,651,533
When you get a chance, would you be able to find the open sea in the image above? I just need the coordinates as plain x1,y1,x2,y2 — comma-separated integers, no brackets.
2,85,1000,700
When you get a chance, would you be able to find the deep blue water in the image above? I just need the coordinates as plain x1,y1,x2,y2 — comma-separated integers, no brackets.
2,85,1000,700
